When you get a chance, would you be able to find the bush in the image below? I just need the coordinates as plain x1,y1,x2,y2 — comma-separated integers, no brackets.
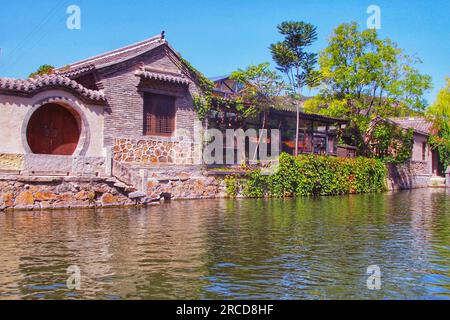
224,175,239,198
240,153,387,198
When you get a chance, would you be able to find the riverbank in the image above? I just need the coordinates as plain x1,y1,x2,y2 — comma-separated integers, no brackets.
1,154,447,212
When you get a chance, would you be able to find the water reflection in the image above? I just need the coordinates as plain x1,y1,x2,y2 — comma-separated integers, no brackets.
0,189,449,300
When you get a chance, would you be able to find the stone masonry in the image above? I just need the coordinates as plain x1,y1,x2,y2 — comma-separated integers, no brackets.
387,161,432,190
113,138,201,165
0,176,137,211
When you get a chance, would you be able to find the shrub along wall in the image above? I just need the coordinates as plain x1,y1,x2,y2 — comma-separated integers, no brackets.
226,153,387,198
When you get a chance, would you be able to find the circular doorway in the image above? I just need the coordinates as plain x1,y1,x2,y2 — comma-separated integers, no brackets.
26,103,80,155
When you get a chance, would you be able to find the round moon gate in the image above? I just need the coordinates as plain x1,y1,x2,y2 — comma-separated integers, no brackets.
26,103,80,155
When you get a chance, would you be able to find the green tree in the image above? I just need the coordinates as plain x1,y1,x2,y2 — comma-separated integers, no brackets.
231,63,286,159
29,64,55,78
428,77,450,169
306,22,432,153
231,63,286,129
270,21,319,156
428,77,450,130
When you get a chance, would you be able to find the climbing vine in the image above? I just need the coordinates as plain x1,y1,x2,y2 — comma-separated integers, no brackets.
368,121,414,164
429,131,450,170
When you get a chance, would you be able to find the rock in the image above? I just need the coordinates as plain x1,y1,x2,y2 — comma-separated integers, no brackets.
14,191,34,206
74,190,95,201
101,193,118,204
179,172,191,180
93,185,109,193
114,182,127,189
129,191,146,199
2,193,14,207
35,191,57,201
40,201,53,210
57,193,72,201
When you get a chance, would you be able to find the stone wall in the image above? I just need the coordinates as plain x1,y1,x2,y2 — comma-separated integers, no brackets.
99,45,202,147
0,176,136,211
0,171,226,211
387,161,432,190
147,176,223,200
446,167,450,187
0,153,106,177
0,91,105,157
113,137,201,165
0,154,24,171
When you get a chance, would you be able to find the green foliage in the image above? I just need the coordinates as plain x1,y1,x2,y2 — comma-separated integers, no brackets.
242,170,269,198
270,21,319,156
270,21,320,92
195,63,287,124
239,153,387,198
29,64,55,78
429,133,450,170
317,22,432,117
224,175,240,198
428,77,450,128
428,78,450,169
307,22,432,157
178,56,216,121
179,56,214,95
230,63,286,113
371,123,414,164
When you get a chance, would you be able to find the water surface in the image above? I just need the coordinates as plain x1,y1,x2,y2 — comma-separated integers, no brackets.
0,189,449,300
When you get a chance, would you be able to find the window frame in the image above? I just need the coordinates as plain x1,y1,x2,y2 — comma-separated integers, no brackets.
422,142,427,161
143,92,176,137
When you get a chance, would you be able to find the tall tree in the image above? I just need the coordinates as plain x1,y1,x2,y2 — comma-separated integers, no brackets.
270,21,319,156
305,22,432,151
231,63,286,129
428,77,450,169
231,63,286,159
428,77,450,130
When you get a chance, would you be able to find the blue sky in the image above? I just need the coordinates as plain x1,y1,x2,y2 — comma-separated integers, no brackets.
0,0,448,103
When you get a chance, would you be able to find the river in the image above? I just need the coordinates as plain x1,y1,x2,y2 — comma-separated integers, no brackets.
0,189,449,300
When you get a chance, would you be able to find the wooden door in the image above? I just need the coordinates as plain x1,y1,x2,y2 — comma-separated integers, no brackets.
432,150,439,176
27,104,80,155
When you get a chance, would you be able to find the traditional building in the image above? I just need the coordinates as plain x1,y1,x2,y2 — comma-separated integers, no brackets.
210,75,350,157
388,117,441,176
365,116,446,189
0,34,204,178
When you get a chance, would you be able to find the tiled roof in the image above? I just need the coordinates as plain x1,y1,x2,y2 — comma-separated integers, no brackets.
389,117,435,135
0,75,106,102
135,67,190,85
55,34,165,73
271,108,347,124
56,64,96,78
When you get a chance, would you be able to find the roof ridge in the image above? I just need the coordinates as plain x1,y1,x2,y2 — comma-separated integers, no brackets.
0,74,105,102
56,34,163,70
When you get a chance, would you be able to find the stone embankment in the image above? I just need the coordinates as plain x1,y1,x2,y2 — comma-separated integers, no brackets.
0,167,226,212
0,175,143,211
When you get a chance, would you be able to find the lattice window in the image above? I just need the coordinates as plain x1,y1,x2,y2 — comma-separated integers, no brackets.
143,93,176,136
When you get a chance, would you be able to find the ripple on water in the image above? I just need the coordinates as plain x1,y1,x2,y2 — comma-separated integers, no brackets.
0,189,449,300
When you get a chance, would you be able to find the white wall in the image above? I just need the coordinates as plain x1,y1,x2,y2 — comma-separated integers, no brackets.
411,133,432,174
0,90,104,157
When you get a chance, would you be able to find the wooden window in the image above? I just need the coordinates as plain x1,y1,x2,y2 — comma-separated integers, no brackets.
143,93,176,136
422,142,427,161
